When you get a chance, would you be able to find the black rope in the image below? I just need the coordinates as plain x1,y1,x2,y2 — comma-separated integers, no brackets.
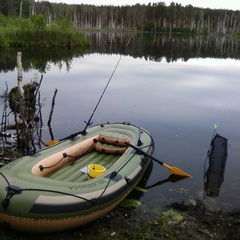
39,153,74,171
39,141,97,171
20,188,96,205
96,171,120,201
0,172,10,186
0,155,145,209
95,151,141,203
2,186,22,209
95,131,154,203
0,137,153,208
0,173,95,206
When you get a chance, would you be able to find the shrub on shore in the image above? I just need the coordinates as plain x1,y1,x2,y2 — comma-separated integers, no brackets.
0,14,91,48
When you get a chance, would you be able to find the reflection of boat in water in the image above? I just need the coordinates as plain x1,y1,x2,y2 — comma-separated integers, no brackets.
0,122,154,233
146,174,188,190
126,161,189,201
204,134,228,197
132,160,153,191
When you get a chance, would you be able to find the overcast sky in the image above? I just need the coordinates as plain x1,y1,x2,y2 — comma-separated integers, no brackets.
50,1,240,11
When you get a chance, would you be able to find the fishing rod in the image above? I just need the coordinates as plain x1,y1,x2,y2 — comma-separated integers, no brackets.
82,33,133,135
45,55,123,146
81,56,122,135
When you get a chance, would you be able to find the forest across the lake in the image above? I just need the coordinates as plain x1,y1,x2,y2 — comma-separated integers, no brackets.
1,1,240,35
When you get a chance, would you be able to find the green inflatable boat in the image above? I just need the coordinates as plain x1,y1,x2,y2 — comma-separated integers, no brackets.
0,122,154,232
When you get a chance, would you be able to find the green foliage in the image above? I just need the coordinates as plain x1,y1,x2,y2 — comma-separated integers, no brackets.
119,199,142,208
29,14,47,29
233,33,240,39
142,21,155,32
55,9,72,31
134,186,148,192
1,2,240,34
0,14,9,27
8,83,38,113
0,34,6,48
161,210,184,223
0,14,90,48
141,20,196,34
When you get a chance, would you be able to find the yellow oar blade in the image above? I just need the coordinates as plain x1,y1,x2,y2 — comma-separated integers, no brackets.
44,139,59,147
163,163,192,177
125,142,192,178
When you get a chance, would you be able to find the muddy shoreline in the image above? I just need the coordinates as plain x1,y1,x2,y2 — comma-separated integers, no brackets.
0,198,239,240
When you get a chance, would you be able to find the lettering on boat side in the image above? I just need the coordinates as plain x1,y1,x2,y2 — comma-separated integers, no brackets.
68,179,107,190
5,159,22,170
11,179,32,189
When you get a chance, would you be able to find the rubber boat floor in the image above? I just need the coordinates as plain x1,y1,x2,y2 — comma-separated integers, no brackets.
47,151,119,182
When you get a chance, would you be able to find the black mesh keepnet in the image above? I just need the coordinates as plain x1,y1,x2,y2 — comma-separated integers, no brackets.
204,134,228,197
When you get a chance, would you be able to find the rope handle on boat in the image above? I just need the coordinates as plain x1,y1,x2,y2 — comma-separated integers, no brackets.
39,152,75,171
39,141,96,171
0,143,148,210
0,171,122,208
19,188,98,205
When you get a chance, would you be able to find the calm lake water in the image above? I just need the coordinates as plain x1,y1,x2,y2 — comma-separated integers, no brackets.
1,35,240,216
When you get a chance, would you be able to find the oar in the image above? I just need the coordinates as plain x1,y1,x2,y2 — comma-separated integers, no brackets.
44,130,83,146
45,139,60,146
125,142,191,177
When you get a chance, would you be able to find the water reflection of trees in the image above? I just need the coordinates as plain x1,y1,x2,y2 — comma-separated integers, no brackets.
0,47,91,73
86,33,240,62
1,34,240,73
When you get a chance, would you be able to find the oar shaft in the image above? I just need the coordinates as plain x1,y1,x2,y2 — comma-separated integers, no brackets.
126,142,191,177
125,142,163,166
